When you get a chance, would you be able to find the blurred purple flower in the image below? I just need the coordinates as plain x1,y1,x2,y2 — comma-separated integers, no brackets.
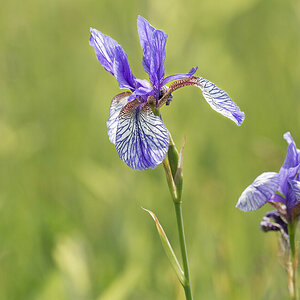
89,16,245,170
236,132,300,221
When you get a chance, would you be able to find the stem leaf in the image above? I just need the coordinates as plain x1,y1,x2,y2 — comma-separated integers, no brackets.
142,207,186,286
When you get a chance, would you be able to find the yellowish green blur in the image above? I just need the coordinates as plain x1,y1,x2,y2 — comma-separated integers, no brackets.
0,0,300,299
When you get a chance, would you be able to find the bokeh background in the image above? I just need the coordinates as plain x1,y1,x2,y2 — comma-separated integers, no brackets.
1,0,300,299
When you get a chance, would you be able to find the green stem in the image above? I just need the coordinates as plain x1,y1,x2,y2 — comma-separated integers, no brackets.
288,222,298,300
174,202,193,300
162,140,193,300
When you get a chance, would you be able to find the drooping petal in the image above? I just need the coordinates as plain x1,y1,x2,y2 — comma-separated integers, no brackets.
115,99,169,170
236,172,279,212
197,77,245,126
113,45,137,90
90,28,136,90
162,67,198,85
107,92,132,144
149,29,167,90
282,132,300,169
137,16,155,75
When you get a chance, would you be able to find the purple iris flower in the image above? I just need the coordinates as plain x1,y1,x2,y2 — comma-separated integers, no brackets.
236,132,300,221
89,16,245,170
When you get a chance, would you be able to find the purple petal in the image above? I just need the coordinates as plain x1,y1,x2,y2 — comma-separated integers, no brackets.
89,28,119,75
149,30,167,89
113,45,137,90
277,165,300,198
162,67,198,85
137,16,155,75
115,99,170,170
90,28,136,90
137,16,167,90
289,180,300,202
236,172,279,212
135,78,152,90
197,77,245,126
269,192,286,204
107,92,131,144
286,179,300,213
282,132,300,169
127,86,152,102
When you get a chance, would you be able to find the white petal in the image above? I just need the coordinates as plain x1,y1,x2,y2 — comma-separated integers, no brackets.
236,172,279,212
107,92,131,144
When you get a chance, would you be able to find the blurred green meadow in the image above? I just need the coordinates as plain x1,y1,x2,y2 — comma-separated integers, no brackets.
1,0,300,299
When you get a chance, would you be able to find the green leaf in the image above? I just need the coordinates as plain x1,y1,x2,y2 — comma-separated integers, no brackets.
143,208,186,286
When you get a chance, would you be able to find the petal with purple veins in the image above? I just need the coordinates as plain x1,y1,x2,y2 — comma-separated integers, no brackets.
107,92,132,144
197,77,245,126
115,99,169,170
236,172,279,212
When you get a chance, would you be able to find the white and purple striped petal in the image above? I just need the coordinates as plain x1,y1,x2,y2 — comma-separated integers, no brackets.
107,92,131,144
236,172,279,212
197,77,245,126
90,28,136,90
115,99,169,170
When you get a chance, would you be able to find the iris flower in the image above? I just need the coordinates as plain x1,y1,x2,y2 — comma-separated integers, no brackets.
89,16,245,170
236,132,300,222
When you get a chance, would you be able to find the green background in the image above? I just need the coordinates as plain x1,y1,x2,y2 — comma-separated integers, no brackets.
1,0,300,299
